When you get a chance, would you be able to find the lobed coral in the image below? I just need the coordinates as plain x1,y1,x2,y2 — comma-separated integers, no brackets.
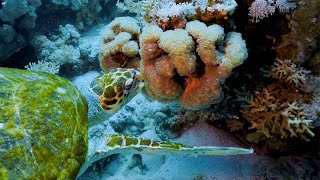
99,17,141,71
140,20,248,110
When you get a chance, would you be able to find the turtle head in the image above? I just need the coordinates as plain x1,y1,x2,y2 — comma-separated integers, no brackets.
89,68,144,113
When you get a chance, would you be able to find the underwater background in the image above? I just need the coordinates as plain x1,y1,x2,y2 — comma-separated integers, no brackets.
0,0,319,179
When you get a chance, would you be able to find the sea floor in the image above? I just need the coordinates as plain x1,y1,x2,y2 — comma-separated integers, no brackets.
78,94,320,180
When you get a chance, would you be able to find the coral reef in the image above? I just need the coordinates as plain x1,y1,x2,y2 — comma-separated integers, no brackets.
39,0,102,30
29,24,101,76
276,0,320,65
1,0,320,178
30,24,81,73
116,0,237,30
140,20,248,110
0,0,105,63
0,0,41,61
248,0,296,22
240,56,320,144
99,17,141,71
25,60,60,74
241,85,314,141
267,58,310,87
48,0,93,11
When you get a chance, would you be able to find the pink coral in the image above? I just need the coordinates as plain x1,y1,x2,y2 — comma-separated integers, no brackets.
140,21,248,110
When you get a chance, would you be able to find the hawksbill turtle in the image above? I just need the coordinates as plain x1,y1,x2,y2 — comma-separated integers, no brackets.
0,67,253,179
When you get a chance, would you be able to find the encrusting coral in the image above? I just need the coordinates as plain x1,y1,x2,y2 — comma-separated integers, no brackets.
140,20,248,110
99,17,141,71
276,0,320,66
0,0,41,61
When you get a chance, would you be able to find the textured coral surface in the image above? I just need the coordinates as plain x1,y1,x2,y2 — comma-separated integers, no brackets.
140,21,248,110
99,17,141,71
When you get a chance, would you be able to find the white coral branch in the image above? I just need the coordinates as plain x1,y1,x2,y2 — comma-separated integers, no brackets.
249,0,296,22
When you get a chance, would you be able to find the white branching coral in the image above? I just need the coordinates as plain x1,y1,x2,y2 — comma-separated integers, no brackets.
116,0,145,14
248,0,296,22
268,58,310,87
116,0,237,29
31,24,81,66
150,1,194,20
25,60,61,74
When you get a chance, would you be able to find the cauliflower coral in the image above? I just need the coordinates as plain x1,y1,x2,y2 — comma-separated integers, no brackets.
140,20,248,110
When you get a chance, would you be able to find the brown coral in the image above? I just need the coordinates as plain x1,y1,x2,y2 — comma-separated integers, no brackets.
241,85,314,141
267,58,310,87
276,0,320,65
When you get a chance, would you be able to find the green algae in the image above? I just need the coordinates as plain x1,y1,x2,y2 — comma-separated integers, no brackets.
0,68,88,179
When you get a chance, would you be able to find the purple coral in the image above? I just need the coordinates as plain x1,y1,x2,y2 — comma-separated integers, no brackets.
248,0,296,22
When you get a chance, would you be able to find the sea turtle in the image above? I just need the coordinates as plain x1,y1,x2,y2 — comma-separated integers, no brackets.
0,67,253,179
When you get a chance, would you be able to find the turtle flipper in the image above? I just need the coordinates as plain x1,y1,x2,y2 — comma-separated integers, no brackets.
104,134,253,156
77,134,253,178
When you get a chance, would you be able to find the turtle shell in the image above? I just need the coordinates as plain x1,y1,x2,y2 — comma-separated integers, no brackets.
0,68,88,179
